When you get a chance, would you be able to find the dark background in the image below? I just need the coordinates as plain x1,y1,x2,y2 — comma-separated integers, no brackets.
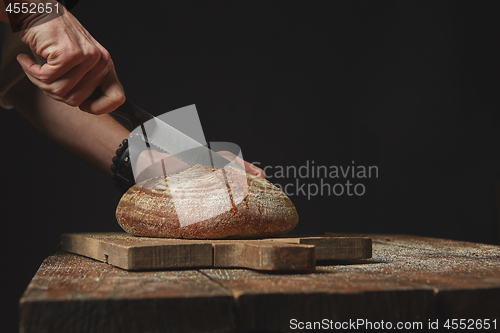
2,1,499,331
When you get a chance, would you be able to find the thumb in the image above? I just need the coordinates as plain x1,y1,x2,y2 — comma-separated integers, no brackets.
17,53,43,76
79,67,125,114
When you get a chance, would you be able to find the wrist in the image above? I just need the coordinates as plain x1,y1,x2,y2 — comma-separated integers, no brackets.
110,139,136,194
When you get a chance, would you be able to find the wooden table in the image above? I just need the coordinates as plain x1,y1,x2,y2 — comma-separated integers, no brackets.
20,234,500,333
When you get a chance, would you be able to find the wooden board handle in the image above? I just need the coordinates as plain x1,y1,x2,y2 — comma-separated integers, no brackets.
213,241,316,271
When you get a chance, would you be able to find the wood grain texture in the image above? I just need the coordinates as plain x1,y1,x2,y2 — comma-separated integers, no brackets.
212,241,315,271
61,232,371,271
267,235,372,260
21,234,500,333
61,232,213,270
20,252,234,333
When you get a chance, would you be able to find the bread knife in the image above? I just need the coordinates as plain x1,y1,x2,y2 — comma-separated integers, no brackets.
32,53,239,174
112,101,239,171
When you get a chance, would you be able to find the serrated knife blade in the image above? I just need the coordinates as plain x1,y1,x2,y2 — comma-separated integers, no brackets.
112,101,238,172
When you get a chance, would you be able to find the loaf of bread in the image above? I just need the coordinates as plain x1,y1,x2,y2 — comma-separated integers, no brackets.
115,164,298,239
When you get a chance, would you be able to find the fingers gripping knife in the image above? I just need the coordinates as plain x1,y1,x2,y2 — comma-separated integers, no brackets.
111,101,155,133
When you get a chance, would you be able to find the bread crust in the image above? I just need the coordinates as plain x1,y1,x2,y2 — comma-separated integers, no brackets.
116,164,299,239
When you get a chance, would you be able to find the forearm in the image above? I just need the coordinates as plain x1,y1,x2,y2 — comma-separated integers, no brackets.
5,77,130,172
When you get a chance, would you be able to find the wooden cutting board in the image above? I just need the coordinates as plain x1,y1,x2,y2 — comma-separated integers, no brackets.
60,232,372,271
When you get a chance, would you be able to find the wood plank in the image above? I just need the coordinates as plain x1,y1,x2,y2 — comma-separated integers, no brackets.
326,232,500,262
21,234,500,333
213,241,315,271
201,268,438,332
61,232,370,271
61,232,213,270
201,237,500,332
266,236,372,260
20,252,235,333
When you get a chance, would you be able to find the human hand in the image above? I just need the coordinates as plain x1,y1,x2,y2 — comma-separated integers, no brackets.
215,150,265,178
14,1,125,114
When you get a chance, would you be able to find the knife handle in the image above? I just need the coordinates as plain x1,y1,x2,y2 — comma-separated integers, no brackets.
111,101,155,131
